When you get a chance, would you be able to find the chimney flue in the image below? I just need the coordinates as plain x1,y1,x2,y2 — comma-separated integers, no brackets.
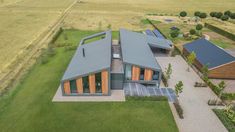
83,48,85,57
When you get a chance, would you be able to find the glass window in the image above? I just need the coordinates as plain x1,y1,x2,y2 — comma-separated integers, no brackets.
95,72,102,93
83,76,89,93
152,71,159,80
70,80,77,93
140,68,145,80
125,64,132,80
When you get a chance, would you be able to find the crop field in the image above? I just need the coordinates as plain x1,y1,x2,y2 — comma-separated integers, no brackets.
64,0,235,30
0,0,76,91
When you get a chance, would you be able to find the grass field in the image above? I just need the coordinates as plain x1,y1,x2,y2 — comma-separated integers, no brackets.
0,30,178,132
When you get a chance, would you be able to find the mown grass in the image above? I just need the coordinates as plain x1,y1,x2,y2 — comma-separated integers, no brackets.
0,30,178,132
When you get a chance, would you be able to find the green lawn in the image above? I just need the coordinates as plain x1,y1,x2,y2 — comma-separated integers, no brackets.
0,30,178,132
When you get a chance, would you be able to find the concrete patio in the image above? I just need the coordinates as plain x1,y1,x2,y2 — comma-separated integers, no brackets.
52,85,125,102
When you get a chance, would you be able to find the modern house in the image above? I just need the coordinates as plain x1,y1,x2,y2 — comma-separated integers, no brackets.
183,39,235,79
60,29,172,96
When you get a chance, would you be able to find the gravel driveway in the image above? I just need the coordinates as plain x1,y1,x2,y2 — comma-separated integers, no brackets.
157,55,227,132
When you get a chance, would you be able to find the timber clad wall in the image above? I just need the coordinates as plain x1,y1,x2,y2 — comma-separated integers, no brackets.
63,70,109,95
76,78,83,93
89,74,96,94
64,81,71,95
209,62,235,79
132,66,140,81
144,69,153,81
101,70,109,95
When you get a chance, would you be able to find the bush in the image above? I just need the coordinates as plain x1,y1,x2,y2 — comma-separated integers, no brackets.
170,30,179,38
230,13,235,19
215,12,223,19
221,15,229,21
189,29,196,35
194,11,201,17
199,12,207,19
196,24,203,30
47,47,56,57
40,55,49,64
210,12,216,17
126,96,168,101
213,109,235,132
180,11,187,17
173,101,184,119
224,10,232,16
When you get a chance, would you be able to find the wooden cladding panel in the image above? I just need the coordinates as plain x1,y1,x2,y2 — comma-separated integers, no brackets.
101,70,109,95
209,62,235,79
132,66,140,81
144,69,153,81
63,81,70,95
76,78,83,94
89,74,96,94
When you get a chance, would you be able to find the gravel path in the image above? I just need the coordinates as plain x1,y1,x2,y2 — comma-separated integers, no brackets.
157,55,227,132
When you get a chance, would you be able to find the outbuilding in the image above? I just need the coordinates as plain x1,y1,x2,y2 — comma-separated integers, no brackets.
183,39,235,79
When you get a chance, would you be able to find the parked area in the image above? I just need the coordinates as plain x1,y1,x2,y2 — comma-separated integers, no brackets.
124,83,177,102
157,55,227,132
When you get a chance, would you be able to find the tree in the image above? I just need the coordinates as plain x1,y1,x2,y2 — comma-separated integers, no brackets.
196,24,203,35
210,12,216,17
217,81,226,104
187,51,196,71
229,13,235,19
215,12,223,19
201,64,209,81
189,29,196,35
224,10,231,16
107,24,112,29
221,15,229,21
194,11,201,17
170,30,179,38
165,63,172,81
180,11,187,17
175,81,184,96
199,12,207,19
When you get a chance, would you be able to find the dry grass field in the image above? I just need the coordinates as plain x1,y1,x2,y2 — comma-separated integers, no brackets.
64,0,235,30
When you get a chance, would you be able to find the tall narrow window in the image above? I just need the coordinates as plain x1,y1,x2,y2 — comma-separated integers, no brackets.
95,72,102,93
125,64,132,80
152,71,159,80
70,80,77,93
140,68,145,80
83,76,89,93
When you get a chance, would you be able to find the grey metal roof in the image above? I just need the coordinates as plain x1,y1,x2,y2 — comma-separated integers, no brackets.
62,30,112,81
183,38,235,69
146,35,172,50
120,29,161,71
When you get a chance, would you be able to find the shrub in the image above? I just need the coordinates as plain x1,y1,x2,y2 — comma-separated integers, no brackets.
230,13,235,19
221,15,229,21
170,30,179,38
213,109,235,132
215,12,223,19
40,55,49,64
194,11,201,17
210,12,216,17
173,101,184,119
199,12,207,19
47,47,56,57
179,11,187,17
196,24,203,30
126,96,168,101
224,10,232,16
189,29,196,35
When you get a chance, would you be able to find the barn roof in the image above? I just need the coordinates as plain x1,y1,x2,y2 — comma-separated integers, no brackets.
61,31,112,81
183,38,235,69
